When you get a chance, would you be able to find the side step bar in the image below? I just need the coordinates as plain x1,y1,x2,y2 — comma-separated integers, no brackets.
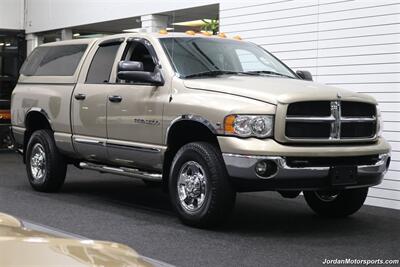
79,162,162,181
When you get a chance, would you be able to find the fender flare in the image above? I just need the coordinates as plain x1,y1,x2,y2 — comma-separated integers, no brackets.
165,114,219,144
25,107,52,129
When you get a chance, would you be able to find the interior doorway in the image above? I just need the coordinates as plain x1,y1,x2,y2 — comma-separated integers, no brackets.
0,30,26,100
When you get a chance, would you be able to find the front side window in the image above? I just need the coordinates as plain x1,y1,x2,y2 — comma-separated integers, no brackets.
123,41,156,72
117,40,157,84
160,37,296,79
21,45,87,76
86,43,121,84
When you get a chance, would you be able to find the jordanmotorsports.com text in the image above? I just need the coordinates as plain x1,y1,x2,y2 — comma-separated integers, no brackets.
323,258,399,265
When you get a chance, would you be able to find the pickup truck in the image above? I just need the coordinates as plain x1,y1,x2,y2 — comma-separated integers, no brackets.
11,32,391,227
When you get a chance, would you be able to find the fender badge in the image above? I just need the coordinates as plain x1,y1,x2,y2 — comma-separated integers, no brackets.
337,92,342,99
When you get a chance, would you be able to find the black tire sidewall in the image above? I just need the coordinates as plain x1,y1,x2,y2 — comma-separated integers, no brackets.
304,188,369,217
142,179,162,187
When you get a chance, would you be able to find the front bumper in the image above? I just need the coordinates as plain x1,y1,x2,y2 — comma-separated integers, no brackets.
223,153,390,191
219,137,391,191
218,136,391,157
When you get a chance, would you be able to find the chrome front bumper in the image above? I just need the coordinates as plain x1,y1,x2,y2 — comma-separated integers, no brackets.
223,153,391,181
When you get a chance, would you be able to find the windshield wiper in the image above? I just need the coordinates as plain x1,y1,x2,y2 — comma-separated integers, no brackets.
244,70,295,79
184,70,258,79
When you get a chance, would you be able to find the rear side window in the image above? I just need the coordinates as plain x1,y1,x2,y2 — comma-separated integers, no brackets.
86,43,121,84
21,44,87,76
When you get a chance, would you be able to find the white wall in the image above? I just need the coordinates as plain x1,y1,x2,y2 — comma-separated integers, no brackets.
24,0,219,33
220,0,400,210
0,0,24,30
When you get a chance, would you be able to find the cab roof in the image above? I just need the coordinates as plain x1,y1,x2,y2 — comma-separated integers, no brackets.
40,32,244,47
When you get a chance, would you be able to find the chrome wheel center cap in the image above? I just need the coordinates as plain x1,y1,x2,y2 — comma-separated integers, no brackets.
185,175,201,198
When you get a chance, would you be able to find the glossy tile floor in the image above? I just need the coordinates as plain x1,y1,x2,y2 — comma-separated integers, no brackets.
0,150,399,266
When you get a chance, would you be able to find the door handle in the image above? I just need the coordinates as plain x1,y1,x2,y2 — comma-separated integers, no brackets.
74,93,86,100
108,95,123,103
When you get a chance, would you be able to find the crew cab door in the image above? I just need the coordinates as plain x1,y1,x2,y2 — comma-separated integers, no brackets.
106,38,169,171
71,38,124,161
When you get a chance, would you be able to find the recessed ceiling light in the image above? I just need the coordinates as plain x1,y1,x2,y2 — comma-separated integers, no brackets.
77,34,108,38
5,43,11,46
73,33,80,37
0,43,4,46
123,28,143,33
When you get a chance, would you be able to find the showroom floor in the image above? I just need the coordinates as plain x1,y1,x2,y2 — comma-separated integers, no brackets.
0,150,399,267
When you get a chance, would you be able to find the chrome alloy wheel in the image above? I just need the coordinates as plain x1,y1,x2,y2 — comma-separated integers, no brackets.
314,191,339,202
177,161,208,212
30,143,47,181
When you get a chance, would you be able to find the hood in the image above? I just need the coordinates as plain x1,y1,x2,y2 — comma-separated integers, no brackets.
0,226,155,267
183,76,377,105
0,213,23,228
0,213,159,267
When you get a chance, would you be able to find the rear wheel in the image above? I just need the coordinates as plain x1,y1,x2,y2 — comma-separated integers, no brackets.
169,142,236,228
0,130,11,148
26,129,67,192
304,188,369,217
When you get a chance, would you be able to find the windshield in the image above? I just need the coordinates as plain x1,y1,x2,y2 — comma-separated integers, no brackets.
159,37,296,79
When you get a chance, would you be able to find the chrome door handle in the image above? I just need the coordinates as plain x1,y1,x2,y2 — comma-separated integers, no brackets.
74,93,86,100
108,95,123,103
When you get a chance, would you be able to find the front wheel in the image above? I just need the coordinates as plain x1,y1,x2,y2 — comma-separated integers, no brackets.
303,188,369,217
142,179,162,187
26,129,67,192
169,142,236,228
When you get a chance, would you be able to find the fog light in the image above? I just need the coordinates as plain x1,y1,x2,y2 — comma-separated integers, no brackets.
255,160,278,178
255,161,268,176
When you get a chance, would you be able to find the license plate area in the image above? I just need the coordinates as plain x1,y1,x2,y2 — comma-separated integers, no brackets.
330,166,357,186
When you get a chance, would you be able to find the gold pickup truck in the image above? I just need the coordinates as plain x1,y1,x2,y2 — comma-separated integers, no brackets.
10,32,391,227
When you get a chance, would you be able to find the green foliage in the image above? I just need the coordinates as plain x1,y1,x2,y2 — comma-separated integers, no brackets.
201,19,219,35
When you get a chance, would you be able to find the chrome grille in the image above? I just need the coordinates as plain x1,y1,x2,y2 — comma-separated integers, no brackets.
285,101,376,140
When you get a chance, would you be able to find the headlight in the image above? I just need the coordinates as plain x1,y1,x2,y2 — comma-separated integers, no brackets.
224,115,274,138
376,105,383,137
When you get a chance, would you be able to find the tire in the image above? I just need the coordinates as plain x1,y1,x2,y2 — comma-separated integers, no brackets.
303,188,369,218
142,179,162,187
169,142,236,228
0,130,11,148
25,129,67,192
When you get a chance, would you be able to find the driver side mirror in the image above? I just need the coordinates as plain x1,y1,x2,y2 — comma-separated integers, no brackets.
296,70,313,81
117,60,164,86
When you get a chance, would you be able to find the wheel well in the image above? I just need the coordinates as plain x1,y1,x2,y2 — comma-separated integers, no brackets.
24,111,52,159
163,120,219,190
